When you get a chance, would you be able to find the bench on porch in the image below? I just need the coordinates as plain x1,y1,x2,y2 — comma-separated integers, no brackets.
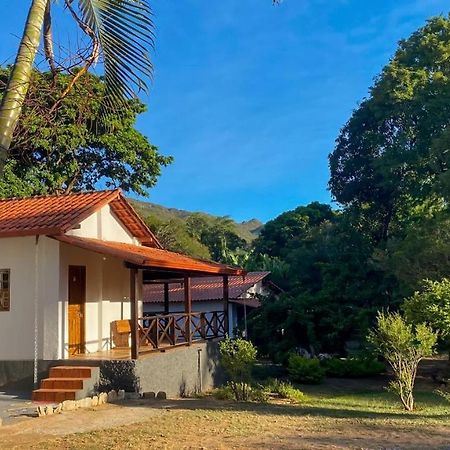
111,320,151,348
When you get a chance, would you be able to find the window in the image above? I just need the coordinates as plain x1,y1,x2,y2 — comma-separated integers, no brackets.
0,269,10,312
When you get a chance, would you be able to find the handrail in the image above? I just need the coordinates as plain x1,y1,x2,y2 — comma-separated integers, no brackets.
137,310,226,350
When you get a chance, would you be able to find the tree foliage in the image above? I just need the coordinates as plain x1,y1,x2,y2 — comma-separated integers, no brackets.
248,17,450,358
403,279,450,350
0,67,172,198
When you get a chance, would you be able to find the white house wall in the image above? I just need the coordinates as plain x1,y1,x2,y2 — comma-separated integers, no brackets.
59,243,141,356
0,236,60,360
66,204,139,244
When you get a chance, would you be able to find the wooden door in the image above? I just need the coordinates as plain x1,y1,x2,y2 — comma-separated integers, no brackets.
68,266,86,355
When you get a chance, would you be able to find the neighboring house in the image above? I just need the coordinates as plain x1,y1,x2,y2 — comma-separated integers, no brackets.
0,190,244,397
143,272,272,338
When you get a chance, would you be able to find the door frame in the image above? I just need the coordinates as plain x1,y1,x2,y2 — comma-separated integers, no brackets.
68,265,86,355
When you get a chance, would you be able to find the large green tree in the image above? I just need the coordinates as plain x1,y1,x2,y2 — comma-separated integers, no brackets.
329,16,450,243
0,0,154,171
0,68,171,197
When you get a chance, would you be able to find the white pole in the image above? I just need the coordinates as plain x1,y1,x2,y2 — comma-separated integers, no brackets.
33,236,40,388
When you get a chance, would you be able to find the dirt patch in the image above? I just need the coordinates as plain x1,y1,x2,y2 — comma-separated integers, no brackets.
0,397,449,450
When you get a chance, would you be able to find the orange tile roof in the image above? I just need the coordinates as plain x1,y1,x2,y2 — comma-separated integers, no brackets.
143,272,269,304
0,190,160,246
54,235,245,276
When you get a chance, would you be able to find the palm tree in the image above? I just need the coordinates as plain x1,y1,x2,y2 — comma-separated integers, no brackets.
0,0,154,172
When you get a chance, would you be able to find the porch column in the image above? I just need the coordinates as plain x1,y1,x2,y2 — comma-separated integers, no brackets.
130,268,139,360
184,276,192,345
164,283,170,315
223,275,229,336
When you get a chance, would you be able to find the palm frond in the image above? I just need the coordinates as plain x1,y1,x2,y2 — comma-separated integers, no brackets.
77,0,154,104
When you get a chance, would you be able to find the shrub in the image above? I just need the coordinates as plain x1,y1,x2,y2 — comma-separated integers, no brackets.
212,382,269,403
368,311,437,411
265,378,306,402
287,355,325,384
219,337,257,401
321,357,385,378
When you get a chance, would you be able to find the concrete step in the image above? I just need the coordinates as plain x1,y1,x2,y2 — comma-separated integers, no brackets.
32,388,79,403
40,377,85,390
49,366,93,379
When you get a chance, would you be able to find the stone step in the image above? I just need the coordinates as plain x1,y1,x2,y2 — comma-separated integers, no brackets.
32,388,79,403
40,377,85,390
49,366,93,379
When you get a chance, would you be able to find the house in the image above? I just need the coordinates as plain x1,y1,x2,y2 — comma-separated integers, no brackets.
0,190,244,398
143,272,272,337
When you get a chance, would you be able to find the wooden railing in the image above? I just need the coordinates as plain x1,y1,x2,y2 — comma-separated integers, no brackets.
138,311,226,350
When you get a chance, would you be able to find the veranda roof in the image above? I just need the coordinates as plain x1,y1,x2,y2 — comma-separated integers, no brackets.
54,235,245,277
143,272,270,303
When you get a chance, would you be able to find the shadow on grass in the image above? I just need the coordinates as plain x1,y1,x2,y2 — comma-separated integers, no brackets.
117,394,450,422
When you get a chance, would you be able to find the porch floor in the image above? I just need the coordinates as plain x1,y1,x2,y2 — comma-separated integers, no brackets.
69,341,211,361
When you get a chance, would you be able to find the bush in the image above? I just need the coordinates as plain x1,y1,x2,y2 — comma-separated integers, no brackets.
287,355,325,384
219,337,257,401
212,382,269,403
321,357,385,378
265,378,306,402
368,311,437,411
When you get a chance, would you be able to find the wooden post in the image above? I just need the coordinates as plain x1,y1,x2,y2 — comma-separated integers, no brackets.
164,283,169,315
130,268,139,360
223,275,229,336
184,276,192,345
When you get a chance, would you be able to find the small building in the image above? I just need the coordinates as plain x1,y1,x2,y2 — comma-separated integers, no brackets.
0,190,244,398
143,272,271,337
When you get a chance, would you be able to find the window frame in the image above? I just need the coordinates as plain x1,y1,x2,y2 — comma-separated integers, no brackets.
0,269,11,312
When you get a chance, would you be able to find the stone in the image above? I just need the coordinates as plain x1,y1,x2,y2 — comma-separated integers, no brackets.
107,390,118,402
156,391,167,400
79,397,92,409
37,405,46,417
117,390,125,401
54,403,63,414
45,406,54,416
62,400,76,412
91,396,99,407
143,392,156,399
99,392,108,404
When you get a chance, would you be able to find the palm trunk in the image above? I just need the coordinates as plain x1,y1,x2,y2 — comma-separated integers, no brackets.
0,0,48,172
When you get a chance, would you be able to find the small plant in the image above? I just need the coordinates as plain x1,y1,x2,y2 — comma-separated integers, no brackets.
219,337,257,401
321,357,385,378
212,383,236,401
265,378,306,402
368,311,437,411
287,354,325,384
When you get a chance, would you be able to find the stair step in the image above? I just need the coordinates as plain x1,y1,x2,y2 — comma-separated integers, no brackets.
49,366,93,379
32,388,79,403
41,378,85,390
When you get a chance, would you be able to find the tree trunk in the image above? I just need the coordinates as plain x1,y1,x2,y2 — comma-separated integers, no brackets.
0,0,48,172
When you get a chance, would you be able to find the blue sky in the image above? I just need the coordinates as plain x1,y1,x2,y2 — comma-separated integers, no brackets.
3,1,449,222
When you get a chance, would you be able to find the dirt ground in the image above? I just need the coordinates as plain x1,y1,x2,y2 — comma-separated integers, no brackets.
1,395,450,450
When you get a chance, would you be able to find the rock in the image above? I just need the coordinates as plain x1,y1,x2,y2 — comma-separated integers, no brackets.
62,400,76,412
54,403,63,414
107,390,118,402
117,390,125,401
37,405,46,417
80,397,92,409
143,392,156,399
45,406,53,416
99,392,108,404
156,391,167,400
91,396,99,407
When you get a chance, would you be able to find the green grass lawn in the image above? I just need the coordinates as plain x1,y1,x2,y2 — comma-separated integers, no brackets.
5,379,449,450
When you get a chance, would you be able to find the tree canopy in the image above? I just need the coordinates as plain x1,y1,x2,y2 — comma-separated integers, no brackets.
0,67,172,198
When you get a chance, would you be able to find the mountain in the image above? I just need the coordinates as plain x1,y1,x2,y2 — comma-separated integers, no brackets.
130,199,263,242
